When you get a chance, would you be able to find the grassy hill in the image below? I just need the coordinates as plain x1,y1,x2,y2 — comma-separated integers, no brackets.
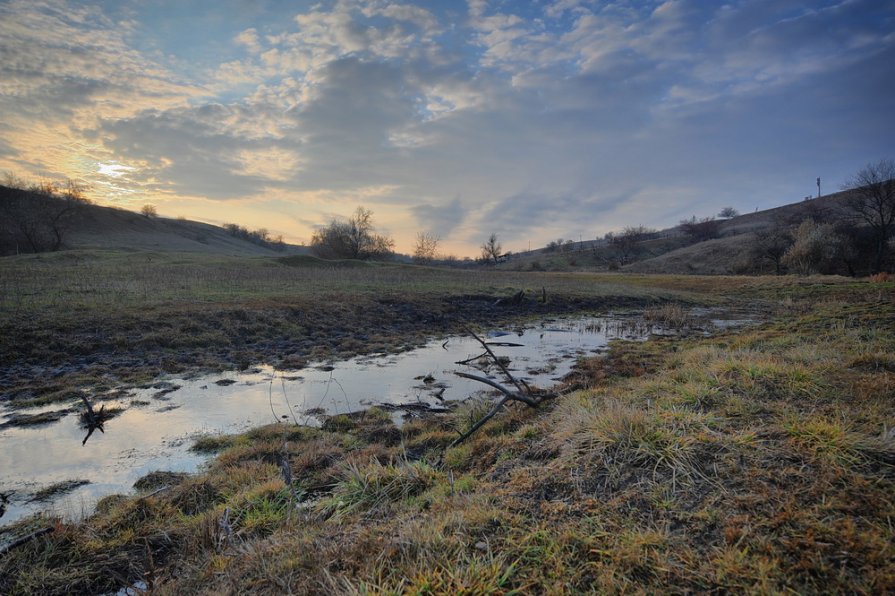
501,189,861,275
0,184,307,257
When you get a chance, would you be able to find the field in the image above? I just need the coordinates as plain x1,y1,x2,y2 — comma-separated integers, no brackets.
1,250,702,407
1,251,893,593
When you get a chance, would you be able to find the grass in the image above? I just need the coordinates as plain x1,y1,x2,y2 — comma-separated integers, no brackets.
0,249,705,406
1,255,893,593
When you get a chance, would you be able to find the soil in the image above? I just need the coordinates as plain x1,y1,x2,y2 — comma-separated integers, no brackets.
0,292,657,410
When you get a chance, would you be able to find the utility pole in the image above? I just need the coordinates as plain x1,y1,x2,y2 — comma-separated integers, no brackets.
817,177,821,198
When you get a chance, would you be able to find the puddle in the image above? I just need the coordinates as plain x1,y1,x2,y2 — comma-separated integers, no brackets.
0,312,753,527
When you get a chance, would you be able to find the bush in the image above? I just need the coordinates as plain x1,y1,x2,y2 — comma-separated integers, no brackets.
782,219,843,275
223,223,286,251
679,216,721,242
0,177,89,254
311,206,393,260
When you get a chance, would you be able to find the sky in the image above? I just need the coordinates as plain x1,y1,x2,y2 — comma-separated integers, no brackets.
0,0,893,256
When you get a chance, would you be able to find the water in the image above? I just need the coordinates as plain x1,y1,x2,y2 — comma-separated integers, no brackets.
0,314,664,527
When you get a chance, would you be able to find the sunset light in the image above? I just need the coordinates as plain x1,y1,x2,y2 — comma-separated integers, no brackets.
0,1,891,255
2,2,894,590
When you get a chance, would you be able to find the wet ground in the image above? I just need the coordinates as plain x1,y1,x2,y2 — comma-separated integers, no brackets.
0,307,759,527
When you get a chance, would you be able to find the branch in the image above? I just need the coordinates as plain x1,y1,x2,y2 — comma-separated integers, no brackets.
0,527,53,556
454,372,541,406
465,328,529,396
447,396,510,450
444,329,564,450
455,351,488,366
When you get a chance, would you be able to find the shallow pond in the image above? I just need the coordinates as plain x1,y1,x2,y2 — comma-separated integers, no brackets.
0,311,751,527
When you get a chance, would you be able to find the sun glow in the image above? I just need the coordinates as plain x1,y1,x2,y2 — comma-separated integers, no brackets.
96,162,134,178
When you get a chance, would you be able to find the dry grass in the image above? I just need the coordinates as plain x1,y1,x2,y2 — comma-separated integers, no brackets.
1,249,700,406
1,274,893,593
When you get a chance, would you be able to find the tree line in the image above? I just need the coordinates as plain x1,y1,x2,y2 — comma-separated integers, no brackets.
745,159,894,276
0,174,91,255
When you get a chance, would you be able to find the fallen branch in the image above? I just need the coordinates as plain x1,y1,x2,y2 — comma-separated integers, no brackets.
141,485,171,499
455,351,488,366
0,527,53,556
447,330,561,449
448,395,511,450
79,395,106,446
466,328,528,396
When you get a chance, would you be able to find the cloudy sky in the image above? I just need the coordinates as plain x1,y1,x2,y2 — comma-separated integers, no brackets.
1,0,893,255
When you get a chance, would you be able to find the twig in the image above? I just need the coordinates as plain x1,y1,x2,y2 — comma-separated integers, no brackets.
141,485,171,499
447,395,511,450
454,372,541,406
445,330,563,450
455,351,488,365
465,328,529,396
269,377,279,423
0,527,53,556
217,507,233,551
281,377,300,426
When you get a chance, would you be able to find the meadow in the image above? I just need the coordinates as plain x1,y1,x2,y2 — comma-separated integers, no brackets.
1,250,697,406
0,251,893,593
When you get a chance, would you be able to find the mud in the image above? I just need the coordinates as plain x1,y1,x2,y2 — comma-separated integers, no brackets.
0,292,655,407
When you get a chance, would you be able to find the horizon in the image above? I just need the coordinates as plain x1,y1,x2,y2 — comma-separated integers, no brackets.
1,0,893,257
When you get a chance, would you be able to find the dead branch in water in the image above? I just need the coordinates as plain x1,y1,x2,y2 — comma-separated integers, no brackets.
79,395,107,445
454,351,488,366
448,330,562,449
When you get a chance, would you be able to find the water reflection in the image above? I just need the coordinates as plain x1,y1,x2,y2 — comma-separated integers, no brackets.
0,314,675,526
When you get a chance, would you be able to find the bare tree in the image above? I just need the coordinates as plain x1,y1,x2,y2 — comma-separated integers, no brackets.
608,225,655,264
413,231,439,264
310,206,394,260
679,216,722,242
843,158,895,273
718,207,739,219
751,223,793,275
1,176,89,254
141,204,158,217
480,233,502,263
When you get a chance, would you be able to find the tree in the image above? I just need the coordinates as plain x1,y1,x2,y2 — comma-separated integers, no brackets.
679,216,721,242
751,223,793,275
608,225,656,264
141,204,158,217
413,231,439,264
1,176,88,254
545,238,563,252
223,223,286,251
310,206,394,260
843,158,895,273
480,233,502,263
782,219,843,275
718,207,739,219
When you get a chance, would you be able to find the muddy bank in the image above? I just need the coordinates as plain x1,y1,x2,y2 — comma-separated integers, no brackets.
1,291,660,406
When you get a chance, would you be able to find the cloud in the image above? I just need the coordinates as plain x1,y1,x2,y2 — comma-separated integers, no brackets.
410,197,467,237
1,0,892,253
234,28,263,54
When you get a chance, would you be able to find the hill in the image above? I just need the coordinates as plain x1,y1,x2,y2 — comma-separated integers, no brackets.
500,188,862,275
0,184,307,257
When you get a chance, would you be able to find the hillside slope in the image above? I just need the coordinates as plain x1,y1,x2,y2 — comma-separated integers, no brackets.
499,188,861,275
0,185,307,257
625,189,856,274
